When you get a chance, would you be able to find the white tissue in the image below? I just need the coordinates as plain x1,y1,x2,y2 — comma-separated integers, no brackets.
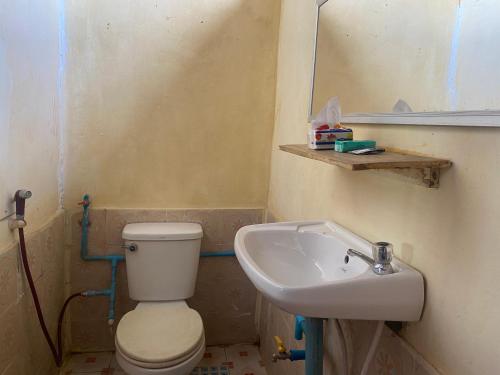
392,99,413,113
311,97,342,129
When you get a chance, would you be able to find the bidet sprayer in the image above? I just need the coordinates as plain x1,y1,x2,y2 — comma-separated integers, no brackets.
14,189,32,221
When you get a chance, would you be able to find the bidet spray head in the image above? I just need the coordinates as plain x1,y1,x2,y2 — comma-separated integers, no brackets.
14,190,32,221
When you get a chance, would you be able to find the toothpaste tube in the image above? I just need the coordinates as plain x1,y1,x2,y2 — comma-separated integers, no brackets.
334,140,377,153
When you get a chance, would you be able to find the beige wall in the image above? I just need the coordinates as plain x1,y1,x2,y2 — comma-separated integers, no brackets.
0,0,63,251
267,1,500,374
64,0,281,209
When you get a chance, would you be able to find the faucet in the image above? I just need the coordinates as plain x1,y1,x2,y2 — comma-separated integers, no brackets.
345,242,394,275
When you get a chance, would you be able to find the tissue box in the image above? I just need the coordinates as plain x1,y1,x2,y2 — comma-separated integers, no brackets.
308,128,353,150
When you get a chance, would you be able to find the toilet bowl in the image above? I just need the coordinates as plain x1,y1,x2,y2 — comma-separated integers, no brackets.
116,223,205,375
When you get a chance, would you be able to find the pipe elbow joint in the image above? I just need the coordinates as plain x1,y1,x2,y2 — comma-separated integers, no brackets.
294,315,305,340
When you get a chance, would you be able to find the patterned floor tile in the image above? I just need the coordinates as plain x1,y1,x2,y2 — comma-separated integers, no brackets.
62,352,113,373
225,344,266,375
62,344,266,375
197,345,227,367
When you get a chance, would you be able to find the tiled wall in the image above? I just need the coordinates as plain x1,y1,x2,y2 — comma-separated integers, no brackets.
257,294,441,375
68,208,263,351
0,212,66,375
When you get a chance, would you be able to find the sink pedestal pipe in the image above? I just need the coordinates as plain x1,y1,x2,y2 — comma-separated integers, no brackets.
304,317,324,375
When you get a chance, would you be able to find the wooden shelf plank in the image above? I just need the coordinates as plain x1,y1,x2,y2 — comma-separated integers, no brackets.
279,144,452,171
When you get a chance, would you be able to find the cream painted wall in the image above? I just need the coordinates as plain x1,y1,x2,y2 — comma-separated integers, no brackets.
269,1,500,374
64,0,281,209
0,0,63,251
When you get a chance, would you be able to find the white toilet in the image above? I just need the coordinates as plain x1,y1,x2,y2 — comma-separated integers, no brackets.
115,222,205,375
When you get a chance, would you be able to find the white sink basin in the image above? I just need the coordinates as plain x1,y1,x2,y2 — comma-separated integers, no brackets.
235,221,424,321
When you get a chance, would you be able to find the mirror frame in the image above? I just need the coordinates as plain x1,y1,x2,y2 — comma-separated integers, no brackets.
308,0,500,127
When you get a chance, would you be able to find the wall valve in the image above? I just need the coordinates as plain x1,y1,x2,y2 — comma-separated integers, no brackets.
271,336,305,363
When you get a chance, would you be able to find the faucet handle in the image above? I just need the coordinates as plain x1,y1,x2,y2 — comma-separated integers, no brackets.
372,242,393,264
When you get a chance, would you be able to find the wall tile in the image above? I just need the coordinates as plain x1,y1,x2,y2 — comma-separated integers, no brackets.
0,358,22,375
70,209,107,254
202,310,258,346
0,246,18,316
0,304,22,374
24,234,43,281
168,209,225,251
105,209,168,245
70,243,112,292
166,209,263,252
371,328,415,375
71,319,116,352
217,209,263,246
188,257,258,345
414,357,442,375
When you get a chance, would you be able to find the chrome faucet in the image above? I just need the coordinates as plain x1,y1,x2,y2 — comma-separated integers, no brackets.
344,242,394,275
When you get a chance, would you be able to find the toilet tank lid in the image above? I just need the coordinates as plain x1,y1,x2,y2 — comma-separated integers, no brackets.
122,223,203,241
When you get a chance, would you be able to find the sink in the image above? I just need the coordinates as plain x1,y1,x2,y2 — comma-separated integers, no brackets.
234,221,424,321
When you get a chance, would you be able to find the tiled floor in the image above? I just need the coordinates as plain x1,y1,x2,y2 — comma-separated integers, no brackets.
61,344,267,375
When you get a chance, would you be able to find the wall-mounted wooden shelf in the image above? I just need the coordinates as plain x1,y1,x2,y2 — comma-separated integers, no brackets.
279,144,452,188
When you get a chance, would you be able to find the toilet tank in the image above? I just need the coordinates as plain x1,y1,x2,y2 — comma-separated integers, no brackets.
122,223,203,301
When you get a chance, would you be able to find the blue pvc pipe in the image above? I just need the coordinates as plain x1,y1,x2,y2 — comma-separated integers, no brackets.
80,194,125,264
200,250,235,257
290,350,306,362
80,194,124,324
109,258,119,322
295,315,306,340
82,289,111,297
305,318,324,375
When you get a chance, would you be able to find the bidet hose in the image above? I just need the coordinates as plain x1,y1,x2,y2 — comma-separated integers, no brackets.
360,321,384,375
18,227,84,367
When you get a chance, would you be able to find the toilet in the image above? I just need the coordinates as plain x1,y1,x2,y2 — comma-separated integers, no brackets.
115,222,205,375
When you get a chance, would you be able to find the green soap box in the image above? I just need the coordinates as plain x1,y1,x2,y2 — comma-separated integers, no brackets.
335,140,376,153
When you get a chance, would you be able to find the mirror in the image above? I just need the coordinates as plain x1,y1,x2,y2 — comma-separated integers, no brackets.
309,0,500,127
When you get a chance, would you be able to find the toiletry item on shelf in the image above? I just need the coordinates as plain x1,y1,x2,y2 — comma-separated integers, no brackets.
335,140,376,153
308,127,353,150
309,97,352,149
348,148,386,155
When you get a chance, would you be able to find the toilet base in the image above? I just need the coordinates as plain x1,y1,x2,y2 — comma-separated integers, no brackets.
116,336,205,375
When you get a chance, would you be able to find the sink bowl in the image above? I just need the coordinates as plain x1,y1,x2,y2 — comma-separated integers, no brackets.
235,221,424,321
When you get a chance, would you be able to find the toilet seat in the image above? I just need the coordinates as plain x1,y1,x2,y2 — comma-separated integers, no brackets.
116,301,204,369
115,333,205,370
115,335,205,375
